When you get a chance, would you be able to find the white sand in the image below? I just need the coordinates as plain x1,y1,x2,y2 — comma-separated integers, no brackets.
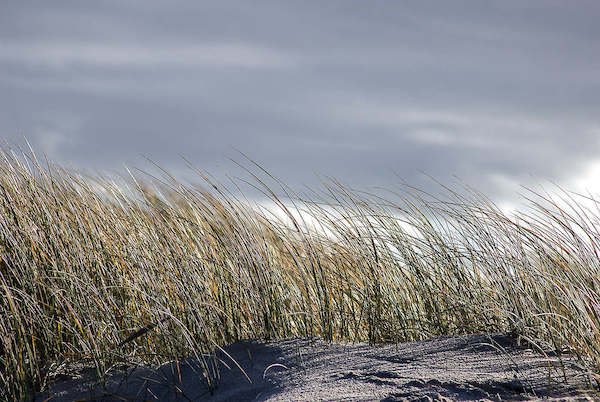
37,333,596,401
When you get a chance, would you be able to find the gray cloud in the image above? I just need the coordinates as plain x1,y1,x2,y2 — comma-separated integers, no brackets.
1,1,599,202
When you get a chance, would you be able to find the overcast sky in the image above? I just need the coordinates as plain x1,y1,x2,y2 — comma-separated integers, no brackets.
1,1,599,204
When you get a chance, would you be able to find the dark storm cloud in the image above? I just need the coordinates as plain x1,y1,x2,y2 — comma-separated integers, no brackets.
1,1,599,201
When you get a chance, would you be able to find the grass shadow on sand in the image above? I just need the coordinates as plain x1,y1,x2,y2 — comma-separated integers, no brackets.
37,333,597,401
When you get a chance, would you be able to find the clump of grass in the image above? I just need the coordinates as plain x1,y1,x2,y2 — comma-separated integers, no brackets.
0,146,599,400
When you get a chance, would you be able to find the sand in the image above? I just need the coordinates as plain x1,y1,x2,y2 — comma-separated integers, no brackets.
36,333,597,401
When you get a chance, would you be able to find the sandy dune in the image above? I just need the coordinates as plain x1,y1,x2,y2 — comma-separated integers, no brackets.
37,333,597,401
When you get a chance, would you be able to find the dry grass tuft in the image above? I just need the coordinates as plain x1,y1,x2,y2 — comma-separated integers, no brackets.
1,147,599,399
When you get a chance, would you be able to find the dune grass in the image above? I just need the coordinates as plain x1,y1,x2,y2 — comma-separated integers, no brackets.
1,146,599,399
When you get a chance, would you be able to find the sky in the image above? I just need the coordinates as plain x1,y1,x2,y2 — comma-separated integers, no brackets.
1,1,599,205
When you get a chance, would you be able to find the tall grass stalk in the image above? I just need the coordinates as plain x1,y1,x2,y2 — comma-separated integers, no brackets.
0,147,599,399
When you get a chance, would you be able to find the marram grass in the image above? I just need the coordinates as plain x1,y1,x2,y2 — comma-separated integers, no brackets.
1,147,599,399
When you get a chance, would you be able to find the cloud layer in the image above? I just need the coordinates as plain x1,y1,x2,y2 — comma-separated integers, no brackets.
1,1,599,201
